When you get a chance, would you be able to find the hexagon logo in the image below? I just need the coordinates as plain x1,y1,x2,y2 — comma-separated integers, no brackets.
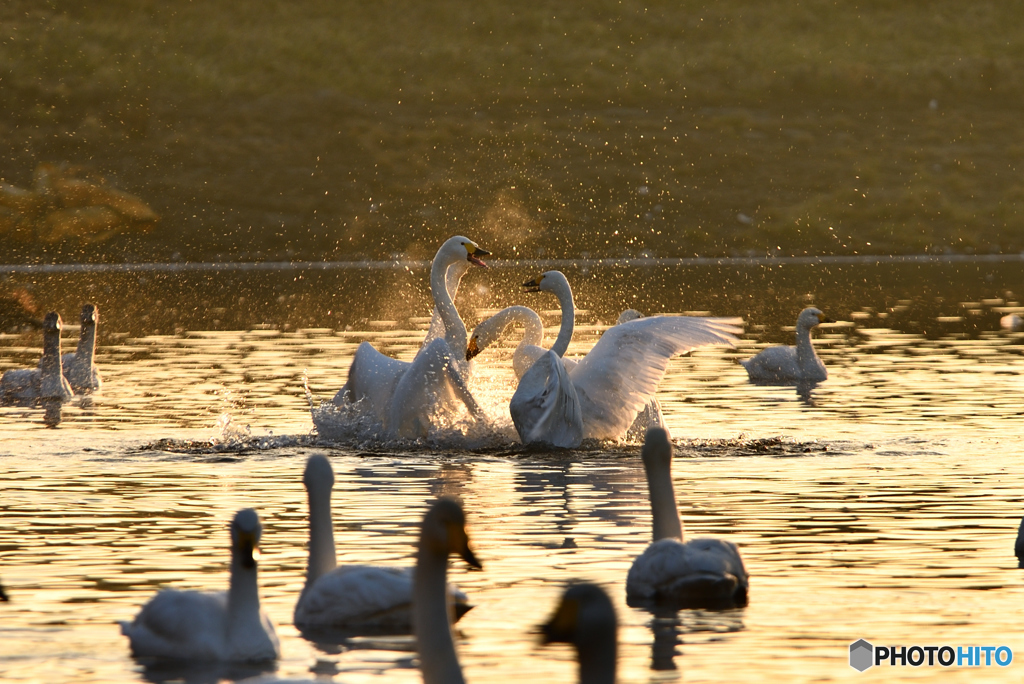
850,639,874,671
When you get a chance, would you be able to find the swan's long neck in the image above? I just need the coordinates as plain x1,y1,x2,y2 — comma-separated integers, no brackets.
39,327,65,399
226,553,264,642
413,544,464,684
578,633,618,684
499,306,544,349
646,458,684,542
549,279,576,358
76,322,96,371
431,255,467,353
795,325,818,369
304,485,337,592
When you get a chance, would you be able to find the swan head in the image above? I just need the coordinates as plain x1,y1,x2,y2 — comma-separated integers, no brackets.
616,308,643,324
79,303,97,327
522,270,569,294
641,427,673,472
231,508,263,570
797,307,830,329
420,497,482,569
42,311,62,335
440,236,491,269
540,582,618,656
303,454,335,495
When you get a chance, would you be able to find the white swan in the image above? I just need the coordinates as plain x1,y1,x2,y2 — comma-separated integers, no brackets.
740,307,829,382
294,455,470,633
120,508,280,662
62,303,102,393
413,498,482,684
331,236,489,437
509,271,741,447
466,305,552,379
626,428,748,609
540,582,618,684
614,309,670,443
0,311,74,406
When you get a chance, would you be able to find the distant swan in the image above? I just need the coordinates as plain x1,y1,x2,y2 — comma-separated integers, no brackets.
119,508,280,662
0,311,74,406
294,455,470,634
331,236,490,437
413,498,482,684
626,428,748,609
740,307,829,382
540,582,619,684
62,303,102,393
509,272,740,447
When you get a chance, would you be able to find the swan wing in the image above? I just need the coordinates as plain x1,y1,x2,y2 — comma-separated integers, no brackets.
509,351,583,448
120,589,228,659
333,341,409,422
571,316,740,439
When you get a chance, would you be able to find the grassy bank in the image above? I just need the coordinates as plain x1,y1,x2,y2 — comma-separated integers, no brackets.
1,1,1023,261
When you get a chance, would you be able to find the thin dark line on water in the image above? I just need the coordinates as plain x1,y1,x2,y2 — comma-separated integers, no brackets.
3,253,1023,274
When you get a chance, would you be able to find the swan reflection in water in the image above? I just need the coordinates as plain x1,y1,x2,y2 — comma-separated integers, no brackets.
645,606,746,672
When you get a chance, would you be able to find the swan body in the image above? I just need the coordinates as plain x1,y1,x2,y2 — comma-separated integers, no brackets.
510,350,584,448
62,303,102,393
120,508,280,662
330,236,489,437
414,498,482,684
0,311,74,406
294,455,470,633
626,429,748,609
509,272,740,446
740,307,828,383
541,583,618,684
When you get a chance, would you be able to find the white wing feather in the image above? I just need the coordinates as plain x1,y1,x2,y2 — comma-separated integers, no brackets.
509,351,583,448
570,316,741,439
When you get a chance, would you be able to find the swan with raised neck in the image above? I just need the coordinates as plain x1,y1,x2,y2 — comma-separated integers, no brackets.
466,305,545,379
120,508,280,662
626,428,749,609
294,455,472,632
740,307,829,382
413,498,481,684
523,271,575,357
62,303,101,393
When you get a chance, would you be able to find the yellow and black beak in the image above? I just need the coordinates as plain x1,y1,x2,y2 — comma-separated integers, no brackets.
523,275,544,293
466,336,481,361
466,244,490,268
237,532,260,569
539,596,579,645
817,312,833,324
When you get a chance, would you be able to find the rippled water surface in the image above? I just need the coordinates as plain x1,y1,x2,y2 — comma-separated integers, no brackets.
3,261,1024,683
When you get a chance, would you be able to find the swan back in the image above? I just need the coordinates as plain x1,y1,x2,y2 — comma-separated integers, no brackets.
414,498,481,684
510,350,583,448
541,582,618,684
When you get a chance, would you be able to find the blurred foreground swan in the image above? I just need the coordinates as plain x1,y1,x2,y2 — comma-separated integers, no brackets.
331,236,489,438
507,271,740,447
541,583,619,684
294,455,471,634
62,303,102,393
740,307,829,382
120,508,280,662
413,498,482,684
626,429,748,609
0,311,74,409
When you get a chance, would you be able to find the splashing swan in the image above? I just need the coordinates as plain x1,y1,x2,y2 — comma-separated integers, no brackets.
330,236,489,437
740,307,829,382
505,271,741,447
120,508,280,662
626,428,748,609
294,455,470,633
